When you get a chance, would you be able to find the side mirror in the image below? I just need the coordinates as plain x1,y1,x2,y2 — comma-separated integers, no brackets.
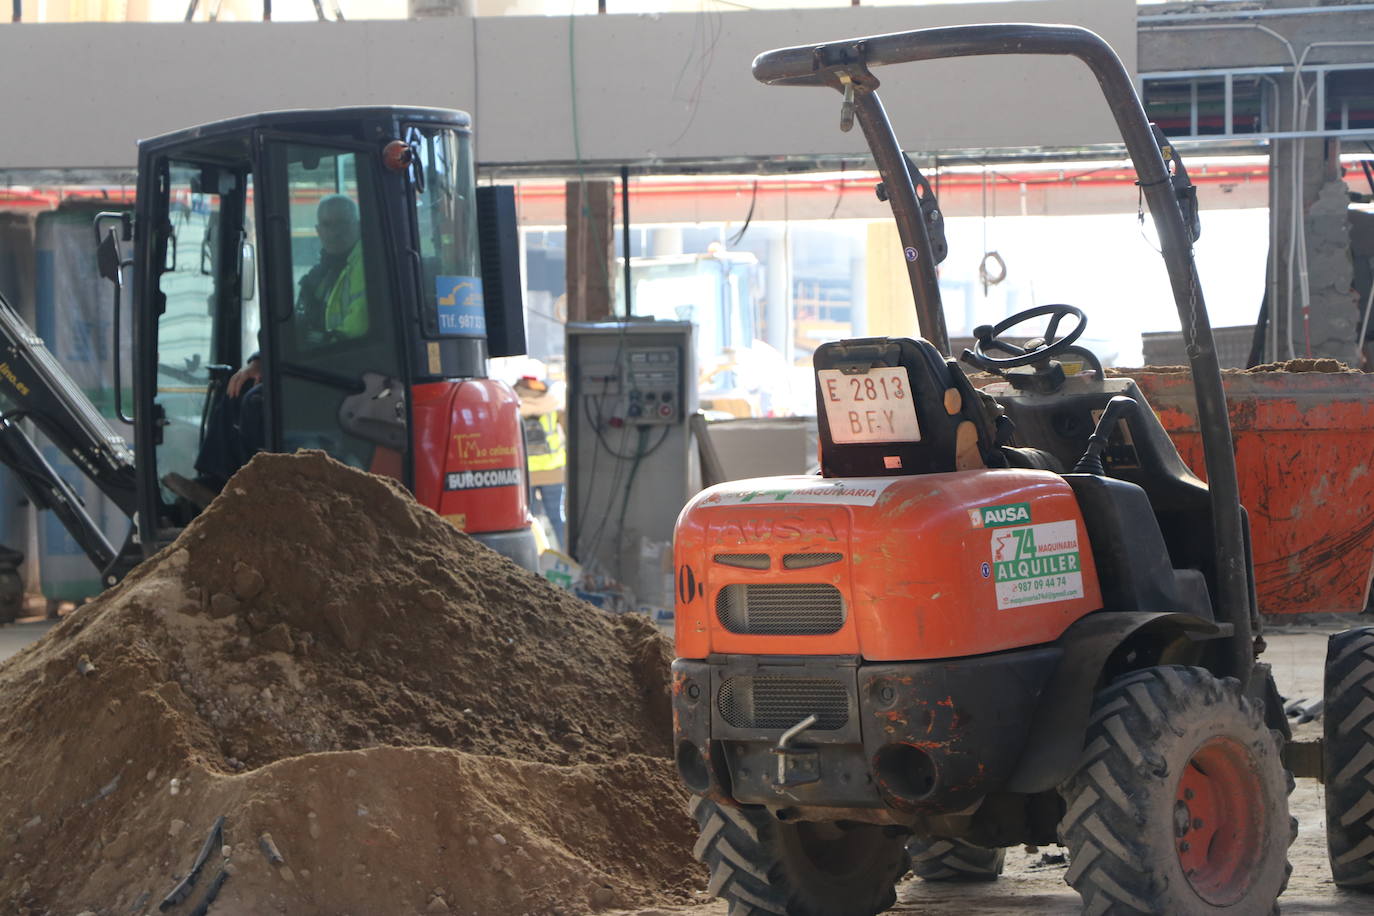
93,221,135,426
96,229,123,286
240,237,256,302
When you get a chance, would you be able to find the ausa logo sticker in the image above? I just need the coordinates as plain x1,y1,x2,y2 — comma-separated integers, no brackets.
969,502,1031,529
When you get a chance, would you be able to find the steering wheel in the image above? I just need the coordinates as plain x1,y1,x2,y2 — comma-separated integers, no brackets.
964,304,1088,371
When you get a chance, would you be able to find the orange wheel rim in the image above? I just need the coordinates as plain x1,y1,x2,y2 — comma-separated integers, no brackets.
1174,736,1265,905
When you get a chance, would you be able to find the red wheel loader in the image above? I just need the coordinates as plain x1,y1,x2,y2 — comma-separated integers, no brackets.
670,25,1312,914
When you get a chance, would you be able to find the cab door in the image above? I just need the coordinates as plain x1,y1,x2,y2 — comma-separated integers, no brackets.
256,136,410,483
132,155,255,544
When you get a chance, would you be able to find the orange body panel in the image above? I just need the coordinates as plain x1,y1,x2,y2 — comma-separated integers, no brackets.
674,469,1102,661
411,379,531,534
1129,371,1374,615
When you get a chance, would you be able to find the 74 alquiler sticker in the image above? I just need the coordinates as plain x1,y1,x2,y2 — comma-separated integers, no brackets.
989,520,1085,610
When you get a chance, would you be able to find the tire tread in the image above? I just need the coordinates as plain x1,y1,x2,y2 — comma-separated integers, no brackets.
1327,629,1374,888
908,836,1005,882
691,797,908,916
1059,665,1294,914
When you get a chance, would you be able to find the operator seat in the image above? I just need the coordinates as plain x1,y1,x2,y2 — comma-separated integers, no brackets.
989,375,1227,620
813,337,1004,478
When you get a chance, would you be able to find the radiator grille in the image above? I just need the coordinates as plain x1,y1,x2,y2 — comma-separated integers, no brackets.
783,552,843,570
714,553,770,570
717,676,849,730
716,584,845,635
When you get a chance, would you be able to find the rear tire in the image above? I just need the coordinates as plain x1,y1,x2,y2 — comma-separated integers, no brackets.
1058,666,1293,914
907,837,1004,882
689,796,909,916
1324,627,1374,888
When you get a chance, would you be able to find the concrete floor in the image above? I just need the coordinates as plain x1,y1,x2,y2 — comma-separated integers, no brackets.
3,616,1371,912
0,617,56,662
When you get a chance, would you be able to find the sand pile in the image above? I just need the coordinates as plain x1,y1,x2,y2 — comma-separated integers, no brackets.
1242,357,1357,374
0,452,699,915
1109,358,1360,375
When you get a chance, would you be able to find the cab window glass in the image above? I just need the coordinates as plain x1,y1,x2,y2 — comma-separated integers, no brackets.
410,126,483,337
154,163,222,496
282,148,374,351
264,140,404,477
240,173,261,361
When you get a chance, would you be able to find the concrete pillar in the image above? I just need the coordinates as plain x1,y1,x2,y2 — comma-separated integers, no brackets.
1267,76,1355,362
0,212,37,324
565,178,615,322
864,222,919,341
765,233,792,364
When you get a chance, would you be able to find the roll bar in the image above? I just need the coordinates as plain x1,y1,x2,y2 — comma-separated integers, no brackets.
753,23,1255,682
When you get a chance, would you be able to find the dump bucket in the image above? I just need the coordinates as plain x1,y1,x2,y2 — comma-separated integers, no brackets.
1129,366,1374,616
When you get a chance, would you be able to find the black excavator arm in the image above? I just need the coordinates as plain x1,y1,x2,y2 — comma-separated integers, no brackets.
0,289,141,588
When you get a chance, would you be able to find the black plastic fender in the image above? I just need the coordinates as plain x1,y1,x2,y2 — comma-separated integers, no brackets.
1003,611,1220,794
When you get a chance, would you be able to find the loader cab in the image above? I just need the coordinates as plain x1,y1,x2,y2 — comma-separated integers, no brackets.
122,107,505,551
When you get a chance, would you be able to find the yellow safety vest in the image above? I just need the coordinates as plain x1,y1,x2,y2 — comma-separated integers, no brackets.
324,243,369,338
528,412,566,473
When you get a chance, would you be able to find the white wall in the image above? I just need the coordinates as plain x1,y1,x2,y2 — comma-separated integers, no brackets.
0,0,1134,170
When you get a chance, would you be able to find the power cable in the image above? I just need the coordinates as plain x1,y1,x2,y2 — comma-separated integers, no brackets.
568,4,637,567
668,4,725,148
827,162,848,220
612,426,650,580
979,167,1006,295
727,180,759,247
1357,276,1374,367
580,399,674,574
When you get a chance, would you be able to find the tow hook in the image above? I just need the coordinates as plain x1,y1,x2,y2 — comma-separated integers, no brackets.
772,714,821,787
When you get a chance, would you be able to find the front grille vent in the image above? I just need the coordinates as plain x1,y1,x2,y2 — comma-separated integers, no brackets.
716,583,845,635
717,676,849,730
714,553,770,570
783,552,843,570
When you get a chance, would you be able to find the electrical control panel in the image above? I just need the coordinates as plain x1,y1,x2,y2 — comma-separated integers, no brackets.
575,345,683,427
566,320,698,619
625,347,681,425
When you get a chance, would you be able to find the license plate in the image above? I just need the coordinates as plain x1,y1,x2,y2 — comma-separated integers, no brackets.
817,367,922,444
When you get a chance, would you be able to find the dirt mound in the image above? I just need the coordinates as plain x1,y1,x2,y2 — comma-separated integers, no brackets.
1109,359,1360,377
0,452,697,915
1242,357,1356,374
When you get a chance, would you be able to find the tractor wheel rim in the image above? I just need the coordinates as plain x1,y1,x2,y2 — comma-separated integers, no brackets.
1173,736,1265,906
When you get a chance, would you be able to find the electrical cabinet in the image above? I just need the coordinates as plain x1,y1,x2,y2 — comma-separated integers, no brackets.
566,320,698,616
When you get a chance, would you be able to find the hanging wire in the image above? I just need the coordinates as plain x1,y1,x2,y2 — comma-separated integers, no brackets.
727,179,759,247
978,166,1006,295
827,161,848,220
668,3,725,147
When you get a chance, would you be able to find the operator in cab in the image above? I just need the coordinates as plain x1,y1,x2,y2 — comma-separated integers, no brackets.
298,193,369,343
172,194,371,506
220,193,370,398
